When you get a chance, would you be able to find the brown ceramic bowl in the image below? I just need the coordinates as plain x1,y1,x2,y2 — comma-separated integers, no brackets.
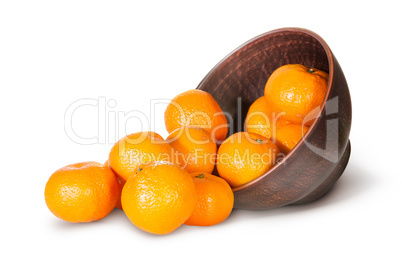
196,28,352,210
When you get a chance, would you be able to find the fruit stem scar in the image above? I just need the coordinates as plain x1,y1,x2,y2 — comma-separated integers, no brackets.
307,68,315,74
137,167,142,172
196,173,204,178
255,139,263,144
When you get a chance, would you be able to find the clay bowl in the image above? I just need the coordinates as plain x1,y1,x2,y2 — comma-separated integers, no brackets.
196,28,352,210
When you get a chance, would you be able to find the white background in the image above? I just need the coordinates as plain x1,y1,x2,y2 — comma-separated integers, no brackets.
1,1,401,260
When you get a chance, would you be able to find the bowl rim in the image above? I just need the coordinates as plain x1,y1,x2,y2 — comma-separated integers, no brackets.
201,27,335,192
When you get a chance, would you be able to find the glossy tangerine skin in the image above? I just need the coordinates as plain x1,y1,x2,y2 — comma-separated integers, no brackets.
217,132,279,188
166,126,217,173
121,162,197,235
245,96,289,139
185,172,234,226
275,123,308,154
264,64,328,125
164,89,228,143
45,162,119,223
108,132,174,181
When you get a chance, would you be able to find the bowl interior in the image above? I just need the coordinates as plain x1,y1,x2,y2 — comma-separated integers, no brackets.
197,28,330,137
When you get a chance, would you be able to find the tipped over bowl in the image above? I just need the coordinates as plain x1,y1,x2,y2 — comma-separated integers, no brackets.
196,27,352,210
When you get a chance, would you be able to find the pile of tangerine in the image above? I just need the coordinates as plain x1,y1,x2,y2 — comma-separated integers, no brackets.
45,64,328,235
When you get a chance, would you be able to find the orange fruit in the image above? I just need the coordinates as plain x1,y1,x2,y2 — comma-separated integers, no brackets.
217,132,279,187
104,160,125,210
44,162,119,223
166,126,217,173
274,123,308,154
244,96,290,139
264,64,328,125
164,89,228,143
108,131,173,182
114,175,125,210
184,172,234,226
121,162,197,235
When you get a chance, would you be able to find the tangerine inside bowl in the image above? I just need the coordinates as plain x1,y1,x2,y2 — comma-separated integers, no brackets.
196,28,352,210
